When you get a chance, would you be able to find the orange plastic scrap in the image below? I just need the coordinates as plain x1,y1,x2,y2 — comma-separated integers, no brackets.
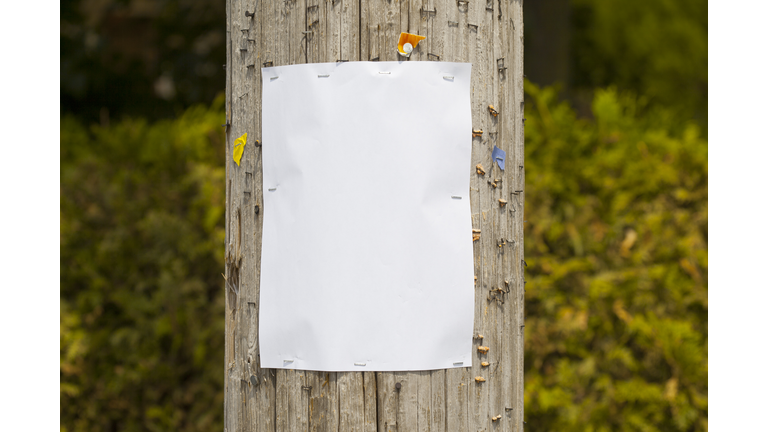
397,32,426,57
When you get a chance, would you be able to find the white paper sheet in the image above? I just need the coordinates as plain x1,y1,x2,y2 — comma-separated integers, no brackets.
259,61,474,372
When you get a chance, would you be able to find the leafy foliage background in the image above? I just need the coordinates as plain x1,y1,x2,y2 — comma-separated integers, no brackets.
523,84,707,431
61,98,227,431
60,0,707,430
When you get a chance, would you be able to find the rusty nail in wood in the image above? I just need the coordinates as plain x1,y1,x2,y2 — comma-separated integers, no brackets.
395,382,402,391
245,11,255,18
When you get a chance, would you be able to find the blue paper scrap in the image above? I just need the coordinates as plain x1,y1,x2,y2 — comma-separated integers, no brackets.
492,145,506,170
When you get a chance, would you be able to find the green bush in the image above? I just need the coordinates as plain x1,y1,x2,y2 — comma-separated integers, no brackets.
523,82,708,431
61,95,226,432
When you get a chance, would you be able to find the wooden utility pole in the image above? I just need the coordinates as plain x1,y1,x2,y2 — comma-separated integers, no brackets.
223,0,524,430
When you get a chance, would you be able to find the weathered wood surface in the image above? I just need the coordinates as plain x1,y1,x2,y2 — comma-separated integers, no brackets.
224,0,524,430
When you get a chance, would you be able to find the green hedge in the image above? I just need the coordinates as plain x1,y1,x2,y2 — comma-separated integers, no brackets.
61,96,226,432
523,82,707,431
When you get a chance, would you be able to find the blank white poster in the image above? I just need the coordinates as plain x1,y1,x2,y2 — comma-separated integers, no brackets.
259,61,474,372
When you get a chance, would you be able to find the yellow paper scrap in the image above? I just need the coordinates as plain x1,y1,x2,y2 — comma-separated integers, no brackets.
397,32,426,57
233,133,247,166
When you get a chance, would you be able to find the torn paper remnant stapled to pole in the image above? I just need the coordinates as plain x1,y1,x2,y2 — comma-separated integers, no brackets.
259,61,475,372
492,145,506,170
233,133,247,166
397,32,426,57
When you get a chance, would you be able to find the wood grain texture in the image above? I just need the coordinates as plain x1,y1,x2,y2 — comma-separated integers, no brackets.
338,372,365,431
363,372,378,432
224,0,524,429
